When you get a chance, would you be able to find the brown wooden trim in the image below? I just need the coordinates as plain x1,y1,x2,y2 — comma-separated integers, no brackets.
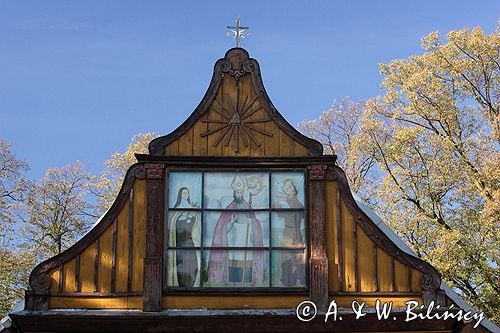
307,165,328,311
329,291,422,296
148,48,324,157
10,309,462,333
110,219,117,292
325,166,443,301
48,292,143,297
161,289,309,295
94,239,99,292
28,164,144,293
136,155,336,165
143,164,165,312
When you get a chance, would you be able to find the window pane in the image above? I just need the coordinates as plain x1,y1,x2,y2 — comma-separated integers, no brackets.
271,250,306,287
204,172,269,209
203,211,269,247
203,250,269,287
167,211,201,247
166,249,201,287
271,212,305,247
271,172,305,208
168,172,202,209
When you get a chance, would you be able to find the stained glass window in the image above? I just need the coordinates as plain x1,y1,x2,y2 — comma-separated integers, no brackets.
165,171,306,289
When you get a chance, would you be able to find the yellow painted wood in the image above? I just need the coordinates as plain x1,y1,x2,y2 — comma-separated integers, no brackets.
377,250,393,292
62,258,76,293
79,243,95,293
49,268,60,292
165,139,178,156
177,127,194,156
329,296,424,308
115,203,130,292
49,296,142,309
411,268,422,292
357,228,376,292
325,180,339,292
341,200,356,292
98,225,113,292
192,113,208,156
131,179,146,291
162,295,305,309
279,130,294,156
394,260,409,292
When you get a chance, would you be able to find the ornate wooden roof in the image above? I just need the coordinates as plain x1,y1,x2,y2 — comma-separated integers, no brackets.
148,48,323,157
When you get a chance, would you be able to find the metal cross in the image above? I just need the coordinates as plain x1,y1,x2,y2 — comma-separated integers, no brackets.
226,17,249,48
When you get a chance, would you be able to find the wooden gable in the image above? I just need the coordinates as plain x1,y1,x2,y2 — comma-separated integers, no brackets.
148,48,323,157
12,48,485,333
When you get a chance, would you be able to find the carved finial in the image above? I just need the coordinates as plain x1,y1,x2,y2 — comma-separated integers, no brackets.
226,17,249,48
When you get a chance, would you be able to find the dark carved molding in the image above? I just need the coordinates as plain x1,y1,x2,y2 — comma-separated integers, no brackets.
325,165,443,304
220,48,253,80
145,163,165,179
307,165,327,180
148,47,323,156
27,163,146,300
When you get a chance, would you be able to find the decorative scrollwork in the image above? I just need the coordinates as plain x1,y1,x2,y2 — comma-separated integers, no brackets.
29,271,51,292
308,165,327,180
420,273,439,291
134,165,147,179
145,164,165,179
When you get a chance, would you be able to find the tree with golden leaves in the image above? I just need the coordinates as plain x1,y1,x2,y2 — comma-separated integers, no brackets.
302,24,499,322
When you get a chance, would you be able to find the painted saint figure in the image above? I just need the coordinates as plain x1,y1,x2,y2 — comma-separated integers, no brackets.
167,187,201,287
207,176,264,286
274,178,305,287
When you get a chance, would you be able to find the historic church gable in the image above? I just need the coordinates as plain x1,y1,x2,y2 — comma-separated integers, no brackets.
12,46,493,333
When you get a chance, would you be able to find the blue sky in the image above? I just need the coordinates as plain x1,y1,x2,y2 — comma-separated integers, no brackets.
0,1,498,178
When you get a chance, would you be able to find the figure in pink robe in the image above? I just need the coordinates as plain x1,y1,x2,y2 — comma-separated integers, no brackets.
207,176,264,286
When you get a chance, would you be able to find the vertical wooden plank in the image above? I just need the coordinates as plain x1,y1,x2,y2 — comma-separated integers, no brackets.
132,179,147,291
279,130,293,156
238,74,255,157
128,189,134,292
246,101,266,157
207,75,226,156
75,254,80,292
192,111,208,156
337,188,343,291
115,201,130,292
79,243,95,293
353,221,359,291
111,219,118,292
293,141,308,157
94,239,99,292
177,127,193,156
411,268,423,292
98,225,114,292
377,249,392,292
357,228,376,292
394,259,409,292
49,268,60,292
325,180,339,292
341,200,356,292
264,121,280,157
62,258,76,293
164,139,178,156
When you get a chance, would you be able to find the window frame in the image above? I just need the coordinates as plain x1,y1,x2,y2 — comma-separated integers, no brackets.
163,167,309,292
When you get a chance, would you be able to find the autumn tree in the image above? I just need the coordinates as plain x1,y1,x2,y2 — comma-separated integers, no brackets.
302,25,499,322
20,161,100,258
0,139,32,316
93,132,158,214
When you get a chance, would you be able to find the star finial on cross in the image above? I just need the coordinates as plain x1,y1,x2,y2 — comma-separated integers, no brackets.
226,17,249,48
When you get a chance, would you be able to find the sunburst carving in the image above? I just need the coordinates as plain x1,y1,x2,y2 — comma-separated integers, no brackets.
201,87,273,152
